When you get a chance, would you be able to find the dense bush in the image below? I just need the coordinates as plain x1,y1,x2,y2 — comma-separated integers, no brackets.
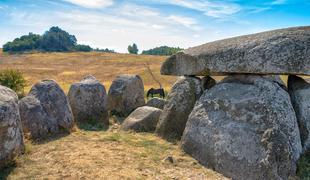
0,69,27,96
3,33,41,53
74,44,92,52
93,48,115,53
2,26,115,53
142,46,183,56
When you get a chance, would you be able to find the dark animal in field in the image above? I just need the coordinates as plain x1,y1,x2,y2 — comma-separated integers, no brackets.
147,88,165,99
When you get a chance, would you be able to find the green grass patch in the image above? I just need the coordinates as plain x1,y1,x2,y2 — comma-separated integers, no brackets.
77,118,108,131
297,152,310,179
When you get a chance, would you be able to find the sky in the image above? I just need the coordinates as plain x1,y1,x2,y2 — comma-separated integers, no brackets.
0,0,309,53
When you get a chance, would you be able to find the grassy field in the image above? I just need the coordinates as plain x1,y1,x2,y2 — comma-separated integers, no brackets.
1,125,227,180
0,51,177,93
0,50,227,179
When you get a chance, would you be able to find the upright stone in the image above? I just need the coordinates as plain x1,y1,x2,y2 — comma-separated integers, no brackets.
155,76,202,141
161,26,310,76
108,74,145,117
68,76,109,127
0,85,24,169
288,75,310,152
19,80,74,139
181,75,302,180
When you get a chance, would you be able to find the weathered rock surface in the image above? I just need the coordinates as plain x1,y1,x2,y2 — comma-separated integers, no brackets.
68,76,108,127
121,106,162,132
19,80,74,139
201,76,216,90
0,85,24,169
161,26,310,76
181,75,302,180
108,74,145,117
288,75,310,152
155,76,202,141
146,97,166,110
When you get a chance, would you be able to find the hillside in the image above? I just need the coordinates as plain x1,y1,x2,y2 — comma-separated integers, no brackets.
0,51,177,93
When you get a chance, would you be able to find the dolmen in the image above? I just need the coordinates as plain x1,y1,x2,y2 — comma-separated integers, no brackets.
159,26,310,179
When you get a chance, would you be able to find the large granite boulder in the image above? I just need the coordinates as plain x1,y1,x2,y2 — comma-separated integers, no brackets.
108,74,145,117
288,75,310,153
155,76,202,141
121,106,162,132
0,85,24,169
146,97,166,110
68,76,109,127
19,80,74,139
181,75,302,180
161,26,310,76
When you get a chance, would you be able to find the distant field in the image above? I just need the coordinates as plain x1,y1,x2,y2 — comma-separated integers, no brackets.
0,51,177,93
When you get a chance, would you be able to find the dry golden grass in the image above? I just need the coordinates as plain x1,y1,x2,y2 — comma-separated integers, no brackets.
3,125,227,180
0,51,178,93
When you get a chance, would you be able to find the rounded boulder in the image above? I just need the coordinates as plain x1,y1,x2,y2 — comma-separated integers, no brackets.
108,74,145,117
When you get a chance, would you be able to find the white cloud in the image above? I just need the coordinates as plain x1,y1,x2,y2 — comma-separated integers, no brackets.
63,0,114,8
168,0,241,18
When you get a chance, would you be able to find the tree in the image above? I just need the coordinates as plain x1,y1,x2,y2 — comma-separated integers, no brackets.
40,26,77,52
128,43,138,54
142,46,183,56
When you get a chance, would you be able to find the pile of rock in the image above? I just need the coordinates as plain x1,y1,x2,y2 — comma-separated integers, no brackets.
158,26,310,179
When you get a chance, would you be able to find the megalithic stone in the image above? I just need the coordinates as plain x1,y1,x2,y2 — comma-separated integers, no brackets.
161,26,310,76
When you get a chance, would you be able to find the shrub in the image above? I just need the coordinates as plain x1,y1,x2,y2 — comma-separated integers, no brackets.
0,69,27,96
74,44,92,52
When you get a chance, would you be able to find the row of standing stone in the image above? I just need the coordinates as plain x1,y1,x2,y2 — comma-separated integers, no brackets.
0,74,160,169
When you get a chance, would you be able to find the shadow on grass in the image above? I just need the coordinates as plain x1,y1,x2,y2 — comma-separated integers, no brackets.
33,132,71,145
0,162,17,180
76,118,109,131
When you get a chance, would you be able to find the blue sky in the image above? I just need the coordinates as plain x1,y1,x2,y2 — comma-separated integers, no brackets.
0,0,309,52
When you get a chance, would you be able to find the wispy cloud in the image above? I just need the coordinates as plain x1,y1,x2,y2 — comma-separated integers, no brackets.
167,0,241,18
271,0,287,5
62,0,114,8
167,15,197,27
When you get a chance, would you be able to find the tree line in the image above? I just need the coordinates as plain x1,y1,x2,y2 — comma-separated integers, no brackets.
127,43,183,56
3,26,183,55
3,27,114,53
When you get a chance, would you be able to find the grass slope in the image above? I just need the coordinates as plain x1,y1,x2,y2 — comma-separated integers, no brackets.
0,51,177,93
1,125,227,179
